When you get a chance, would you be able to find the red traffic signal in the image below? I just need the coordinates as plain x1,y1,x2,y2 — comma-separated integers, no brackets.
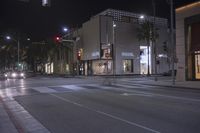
54,36,61,43
56,37,60,41
77,50,81,60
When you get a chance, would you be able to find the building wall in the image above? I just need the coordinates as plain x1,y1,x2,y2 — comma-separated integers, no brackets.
114,21,140,74
79,9,170,75
155,25,171,74
82,16,100,60
176,2,200,81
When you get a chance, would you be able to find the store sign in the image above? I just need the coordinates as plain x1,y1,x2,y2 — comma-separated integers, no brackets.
121,52,134,57
92,51,100,57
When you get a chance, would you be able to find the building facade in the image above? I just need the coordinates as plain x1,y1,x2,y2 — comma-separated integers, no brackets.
176,2,200,81
75,9,170,76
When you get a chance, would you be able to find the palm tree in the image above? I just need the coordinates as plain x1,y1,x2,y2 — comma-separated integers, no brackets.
0,41,17,69
137,20,159,76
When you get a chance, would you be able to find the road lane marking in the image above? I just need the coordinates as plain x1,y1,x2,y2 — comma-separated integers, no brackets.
60,85,85,90
121,92,153,97
32,87,57,93
50,93,160,133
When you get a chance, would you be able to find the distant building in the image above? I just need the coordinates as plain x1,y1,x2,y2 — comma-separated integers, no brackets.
176,2,200,81
74,9,170,75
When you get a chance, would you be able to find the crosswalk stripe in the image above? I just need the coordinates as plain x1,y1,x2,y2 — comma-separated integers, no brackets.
32,87,57,93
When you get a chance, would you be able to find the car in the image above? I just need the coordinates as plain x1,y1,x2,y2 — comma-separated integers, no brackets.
6,71,25,79
0,72,7,80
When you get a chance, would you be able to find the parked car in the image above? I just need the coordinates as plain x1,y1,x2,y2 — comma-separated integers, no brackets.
0,72,7,80
6,71,25,79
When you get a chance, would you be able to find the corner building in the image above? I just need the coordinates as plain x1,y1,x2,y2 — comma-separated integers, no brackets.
176,2,200,81
76,9,170,75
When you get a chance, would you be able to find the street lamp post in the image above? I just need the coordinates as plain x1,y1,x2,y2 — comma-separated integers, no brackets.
170,0,175,85
113,21,116,76
152,0,157,81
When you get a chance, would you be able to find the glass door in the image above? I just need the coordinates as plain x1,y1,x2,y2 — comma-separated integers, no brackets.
195,51,200,79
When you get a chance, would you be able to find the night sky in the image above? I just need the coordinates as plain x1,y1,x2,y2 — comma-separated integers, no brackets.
0,0,199,41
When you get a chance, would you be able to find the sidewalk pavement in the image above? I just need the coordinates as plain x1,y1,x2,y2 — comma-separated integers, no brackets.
125,76,200,90
0,99,18,133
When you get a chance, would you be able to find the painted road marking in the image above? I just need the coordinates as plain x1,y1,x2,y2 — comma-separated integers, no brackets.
121,92,153,97
32,87,57,93
50,93,160,133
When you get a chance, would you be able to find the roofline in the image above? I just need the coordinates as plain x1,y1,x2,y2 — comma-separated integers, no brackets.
176,1,200,12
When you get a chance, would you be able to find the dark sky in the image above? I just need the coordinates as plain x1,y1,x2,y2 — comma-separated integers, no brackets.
0,0,199,41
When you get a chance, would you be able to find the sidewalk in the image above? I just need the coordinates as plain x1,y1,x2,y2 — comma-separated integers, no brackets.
0,99,18,133
126,76,200,90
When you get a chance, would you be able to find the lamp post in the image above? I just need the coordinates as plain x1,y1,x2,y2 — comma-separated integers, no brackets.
113,21,116,76
170,0,175,85
6,36,20,70
152,0,157,81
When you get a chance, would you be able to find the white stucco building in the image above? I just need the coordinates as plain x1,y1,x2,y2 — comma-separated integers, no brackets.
74,9,170,75
176,2,200,81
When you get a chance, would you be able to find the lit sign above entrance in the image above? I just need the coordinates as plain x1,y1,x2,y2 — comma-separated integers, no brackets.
121,52,134,57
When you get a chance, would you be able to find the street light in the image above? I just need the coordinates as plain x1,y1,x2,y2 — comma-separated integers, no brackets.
6,35,20,70
113,22,116,76
63,27,68,33
140,15,145,19
170,0,175,85
6,36,11,40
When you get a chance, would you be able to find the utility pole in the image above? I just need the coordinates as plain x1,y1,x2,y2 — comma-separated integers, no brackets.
17,39,20,70
170,0,175,85
152,0,157,81
113,21,116,76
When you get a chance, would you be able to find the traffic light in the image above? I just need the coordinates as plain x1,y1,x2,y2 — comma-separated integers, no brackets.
54,36,61,43
77,50,81,60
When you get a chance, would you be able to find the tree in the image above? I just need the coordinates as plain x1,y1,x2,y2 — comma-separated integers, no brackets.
137,20,159,76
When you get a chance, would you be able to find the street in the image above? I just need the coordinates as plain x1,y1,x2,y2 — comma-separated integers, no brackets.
1,76,200,133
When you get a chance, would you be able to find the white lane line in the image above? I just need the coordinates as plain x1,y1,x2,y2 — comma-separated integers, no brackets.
121,93,153,97
50,93,160,133
61,85,85,90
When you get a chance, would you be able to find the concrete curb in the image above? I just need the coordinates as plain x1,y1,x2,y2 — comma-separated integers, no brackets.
131,82,200,91
0,97,51,133
0,97,19,133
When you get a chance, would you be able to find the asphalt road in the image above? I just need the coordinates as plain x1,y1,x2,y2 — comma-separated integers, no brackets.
1,76,200,133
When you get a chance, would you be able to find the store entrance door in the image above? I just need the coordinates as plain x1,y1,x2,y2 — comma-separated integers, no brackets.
195,51,200,79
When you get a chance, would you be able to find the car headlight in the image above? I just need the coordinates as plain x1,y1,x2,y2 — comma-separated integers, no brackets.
12,73,17,77
4,74,8,77
20,73,24,77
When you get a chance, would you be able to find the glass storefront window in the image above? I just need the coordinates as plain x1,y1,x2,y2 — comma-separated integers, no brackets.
92,60,113,75
122,60,133,73
195,51,200,79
